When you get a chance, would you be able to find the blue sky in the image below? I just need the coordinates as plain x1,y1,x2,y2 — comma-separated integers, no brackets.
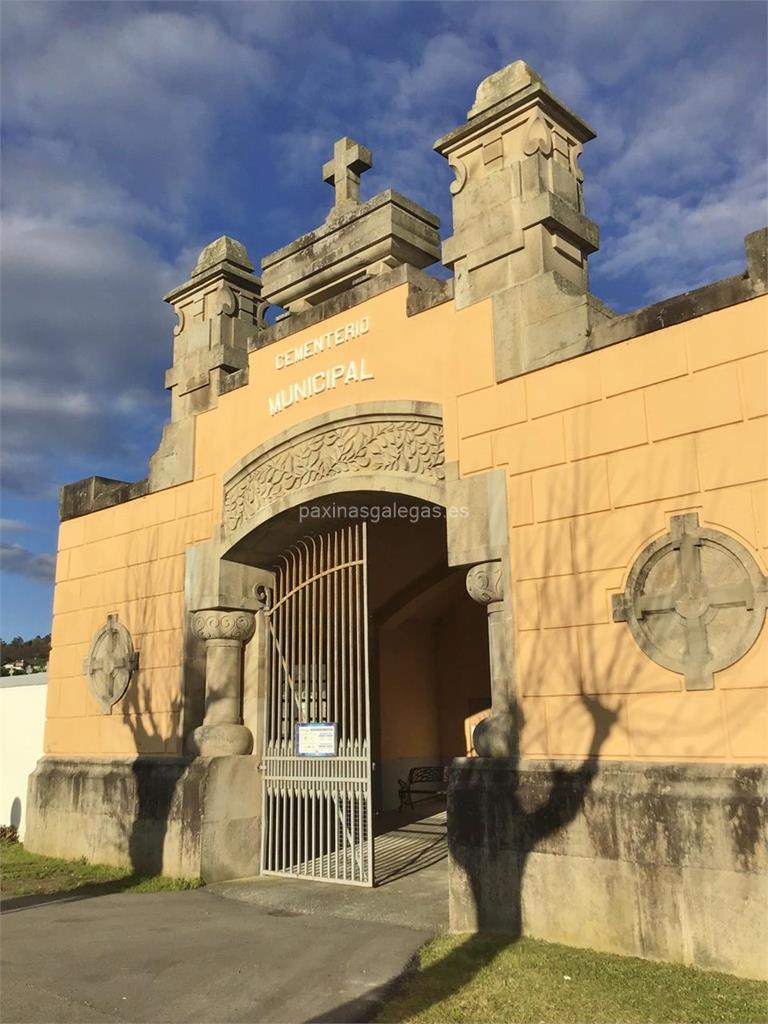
1,0,766,639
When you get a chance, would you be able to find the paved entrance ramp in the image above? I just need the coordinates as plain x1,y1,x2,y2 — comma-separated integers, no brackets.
2,815,447,1024
213,811,449,933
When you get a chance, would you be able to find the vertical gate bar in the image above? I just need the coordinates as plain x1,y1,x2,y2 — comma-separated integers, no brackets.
339,527,347,744
260,610,270,876
352,528,358,745
283,558,290,749
286,553,294,744
280,777,286,873
340,525,346,741
273,566,279,747
304,764,308,879
332,760,339,880
292,548,298,874
311,537,318,723
342,770,349,882
304,539,310,721
362,520,374,885
332,530,339,732
290,763,295,876
349,525,355,746
349,526,355,743
268,789,274,873
290,548,298,739
355,524,363,745
325,533,332,730
297,542,303,729
279,562,286,742
358,781,363,883
302,541,309,873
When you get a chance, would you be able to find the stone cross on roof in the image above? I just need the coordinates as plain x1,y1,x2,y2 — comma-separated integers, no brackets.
323,137,373,213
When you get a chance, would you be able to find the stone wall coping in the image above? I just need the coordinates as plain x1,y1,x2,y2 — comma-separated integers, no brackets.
60,475,148,522
32,755,195,767
450,757,768,782
434,82,595,156
588,271,764,355
0,672,48,689
58,230,765,522
164,262,262,306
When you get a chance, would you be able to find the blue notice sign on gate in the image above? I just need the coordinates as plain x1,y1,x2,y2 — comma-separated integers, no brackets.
295,722,337,757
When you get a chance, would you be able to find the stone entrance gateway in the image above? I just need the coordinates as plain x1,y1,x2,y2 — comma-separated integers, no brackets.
25,57,768,980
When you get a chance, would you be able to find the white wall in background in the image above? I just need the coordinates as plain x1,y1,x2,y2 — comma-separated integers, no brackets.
0,673,47,838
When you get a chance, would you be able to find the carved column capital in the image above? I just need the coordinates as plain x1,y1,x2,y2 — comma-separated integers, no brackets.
191,609,256,644
466,561,504,605
187,607,255,756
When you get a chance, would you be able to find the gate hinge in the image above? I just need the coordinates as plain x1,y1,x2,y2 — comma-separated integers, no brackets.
257,761,267,773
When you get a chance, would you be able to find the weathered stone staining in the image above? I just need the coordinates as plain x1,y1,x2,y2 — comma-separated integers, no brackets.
261,139,440,313
323,136,373,216
434,59,611,381
24,57,768,980
150,235,266,491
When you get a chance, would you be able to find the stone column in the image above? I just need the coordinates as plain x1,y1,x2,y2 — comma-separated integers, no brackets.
188,609,256,756
466,561,518,758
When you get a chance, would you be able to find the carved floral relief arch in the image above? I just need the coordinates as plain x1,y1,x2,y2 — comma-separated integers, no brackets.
221,402,446,548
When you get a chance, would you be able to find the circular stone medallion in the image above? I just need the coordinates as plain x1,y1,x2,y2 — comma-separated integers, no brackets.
83,614,139,713
612,514,767,690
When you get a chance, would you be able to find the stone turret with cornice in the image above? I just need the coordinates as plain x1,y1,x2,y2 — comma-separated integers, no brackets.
434,60,613,381
149,236,266,489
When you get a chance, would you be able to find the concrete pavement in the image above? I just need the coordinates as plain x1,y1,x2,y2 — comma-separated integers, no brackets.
1,860,447,1024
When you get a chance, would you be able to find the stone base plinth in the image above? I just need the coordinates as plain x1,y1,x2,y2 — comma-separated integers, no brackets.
24,755,262,883
448,759,768,980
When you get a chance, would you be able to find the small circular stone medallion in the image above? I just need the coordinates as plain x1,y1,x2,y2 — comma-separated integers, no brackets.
83,614,139,713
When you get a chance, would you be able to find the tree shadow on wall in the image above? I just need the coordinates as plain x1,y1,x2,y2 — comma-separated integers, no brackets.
121,677,188,880
323,499,661,1023
356,686,620,1024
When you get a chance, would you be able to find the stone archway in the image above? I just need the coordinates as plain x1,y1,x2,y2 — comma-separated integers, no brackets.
220,401,448,555
182,400,518,798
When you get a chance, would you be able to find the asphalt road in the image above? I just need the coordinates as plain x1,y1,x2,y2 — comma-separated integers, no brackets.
1,883,438,1024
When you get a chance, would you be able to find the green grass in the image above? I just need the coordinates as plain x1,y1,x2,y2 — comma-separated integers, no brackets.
0,840,202,898
378,933,768,1024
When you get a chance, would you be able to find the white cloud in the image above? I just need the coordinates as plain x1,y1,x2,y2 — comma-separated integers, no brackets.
0,519,31,534
0,543,56,583
595,165,767,301
1,0,766,509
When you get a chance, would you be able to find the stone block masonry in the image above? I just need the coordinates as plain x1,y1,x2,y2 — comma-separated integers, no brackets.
448,759,768,980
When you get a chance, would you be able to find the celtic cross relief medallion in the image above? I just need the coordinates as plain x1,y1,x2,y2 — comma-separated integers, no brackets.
83,614,139,713
612,514,768,690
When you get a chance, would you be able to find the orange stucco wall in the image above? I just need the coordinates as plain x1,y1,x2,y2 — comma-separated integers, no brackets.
47,283,768,761
455,295,768,762
48,477,215,754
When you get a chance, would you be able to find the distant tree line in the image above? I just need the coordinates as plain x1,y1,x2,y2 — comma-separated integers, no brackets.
0,634,51,672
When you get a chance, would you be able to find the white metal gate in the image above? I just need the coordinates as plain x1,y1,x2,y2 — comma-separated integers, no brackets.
260,523,374,885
